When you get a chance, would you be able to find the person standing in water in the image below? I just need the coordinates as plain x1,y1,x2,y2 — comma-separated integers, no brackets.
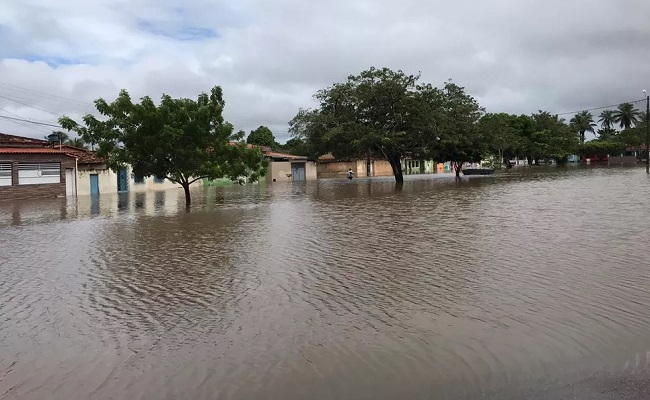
347,169,354,180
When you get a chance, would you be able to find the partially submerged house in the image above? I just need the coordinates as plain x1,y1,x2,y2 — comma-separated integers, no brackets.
264,149,317,182
0,132,180,201
317,154,394,178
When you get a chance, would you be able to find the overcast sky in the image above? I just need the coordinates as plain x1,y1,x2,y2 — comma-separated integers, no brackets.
1,0,649,142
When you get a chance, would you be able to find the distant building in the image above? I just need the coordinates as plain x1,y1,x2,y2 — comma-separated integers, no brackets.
263,148,317,182
317,154,394,178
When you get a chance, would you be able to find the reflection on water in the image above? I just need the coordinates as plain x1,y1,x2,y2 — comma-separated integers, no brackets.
1,166,650,399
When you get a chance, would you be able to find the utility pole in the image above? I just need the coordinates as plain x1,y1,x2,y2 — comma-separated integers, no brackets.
645,91,649,174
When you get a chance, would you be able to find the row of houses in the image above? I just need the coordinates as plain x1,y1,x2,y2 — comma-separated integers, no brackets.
0,132,469,202
0,133,180,202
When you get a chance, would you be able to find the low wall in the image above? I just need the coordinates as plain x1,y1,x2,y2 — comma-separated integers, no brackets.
608,156,637,165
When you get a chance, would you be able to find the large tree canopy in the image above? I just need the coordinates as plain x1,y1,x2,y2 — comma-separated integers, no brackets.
59,86,266,207
247,126,276,147
289,67,483,182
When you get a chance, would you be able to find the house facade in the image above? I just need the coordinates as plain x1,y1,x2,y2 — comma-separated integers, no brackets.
264,150,317,182
0,132,181,201
317,154,394,178
0,148,77,201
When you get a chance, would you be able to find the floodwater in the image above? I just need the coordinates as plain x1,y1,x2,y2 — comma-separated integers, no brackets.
1,166,650,400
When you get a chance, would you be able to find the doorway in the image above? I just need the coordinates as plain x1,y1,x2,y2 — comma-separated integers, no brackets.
90,174,99,195
117,168,128,192
291,163,306,181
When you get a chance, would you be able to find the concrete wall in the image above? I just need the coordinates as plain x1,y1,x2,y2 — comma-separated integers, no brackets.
267,160,317,182
77,167,116,196
0,154,74,202
318,159,394,178
305,161,317,180
76,164,181,196
268,161,292,183
608,156,637,165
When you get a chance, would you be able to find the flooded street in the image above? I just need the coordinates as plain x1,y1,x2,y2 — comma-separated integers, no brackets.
2,166,650,399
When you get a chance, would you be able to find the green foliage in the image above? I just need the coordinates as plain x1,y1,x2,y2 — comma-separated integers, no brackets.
247,126,276,147
59,86,267,206
598,110,616,130
596,127,618,141
432,81,484,175
618,125,646,149
580,140,624,157
614,102,640,130
290,67,483,181
46,131,89,149
569,111,595,144
277,137,309,156
478,113,523,164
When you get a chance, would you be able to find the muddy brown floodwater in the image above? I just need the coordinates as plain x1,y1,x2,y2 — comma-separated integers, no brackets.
2,166,650,400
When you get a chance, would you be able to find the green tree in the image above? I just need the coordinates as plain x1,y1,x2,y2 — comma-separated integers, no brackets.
614,102,640,130
479,113,522,168
289,67,440,183
46,131,88,149
598,110,616,130
278,137,309,156
596,127,618,141
618,125,646,156
581,140,624,157
59,86,267,207
569,110,595,145
434,81,485,177
531,111,578,163
247,126,276,147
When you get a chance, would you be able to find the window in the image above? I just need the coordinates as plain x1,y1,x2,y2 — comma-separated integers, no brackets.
154,176,165,183
0,163,11,186
18,163,60,185
134,174,145,184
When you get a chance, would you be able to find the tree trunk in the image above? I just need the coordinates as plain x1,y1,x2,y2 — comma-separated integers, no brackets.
388,156,404,184
182,182,191,208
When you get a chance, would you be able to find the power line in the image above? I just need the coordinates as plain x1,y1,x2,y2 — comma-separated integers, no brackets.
0,114,61,128
0,94,61,117
0,82,92,107
555,99,646,116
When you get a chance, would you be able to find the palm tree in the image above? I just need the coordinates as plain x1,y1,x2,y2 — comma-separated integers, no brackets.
570,111,596,145
598,110,616,130
613,102,640,130
45,131,88,149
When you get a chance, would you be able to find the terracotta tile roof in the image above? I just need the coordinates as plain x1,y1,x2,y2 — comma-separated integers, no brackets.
0,133,49,146
0,147,105,164
263,151,306,160
68,151,104,164
0,147,71,154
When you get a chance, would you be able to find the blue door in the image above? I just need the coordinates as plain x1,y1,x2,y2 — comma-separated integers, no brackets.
90,174,99,195
291,163,306,181
117,168,128,192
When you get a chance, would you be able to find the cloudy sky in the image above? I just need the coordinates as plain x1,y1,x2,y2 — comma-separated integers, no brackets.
1,0,649,142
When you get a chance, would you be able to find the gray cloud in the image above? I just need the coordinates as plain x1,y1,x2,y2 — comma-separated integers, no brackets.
1,0,650,142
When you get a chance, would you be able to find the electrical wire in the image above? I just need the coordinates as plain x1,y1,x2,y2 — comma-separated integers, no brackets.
0,114,61,128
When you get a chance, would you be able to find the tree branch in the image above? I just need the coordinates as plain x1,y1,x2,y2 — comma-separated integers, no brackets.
189,176,208,185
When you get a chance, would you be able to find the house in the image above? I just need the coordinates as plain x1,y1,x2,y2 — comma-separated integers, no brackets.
317,154,447,178
74,156,180,195
0,132,181,201
264,149,317,182
0,133,79,201
317,154,394,178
